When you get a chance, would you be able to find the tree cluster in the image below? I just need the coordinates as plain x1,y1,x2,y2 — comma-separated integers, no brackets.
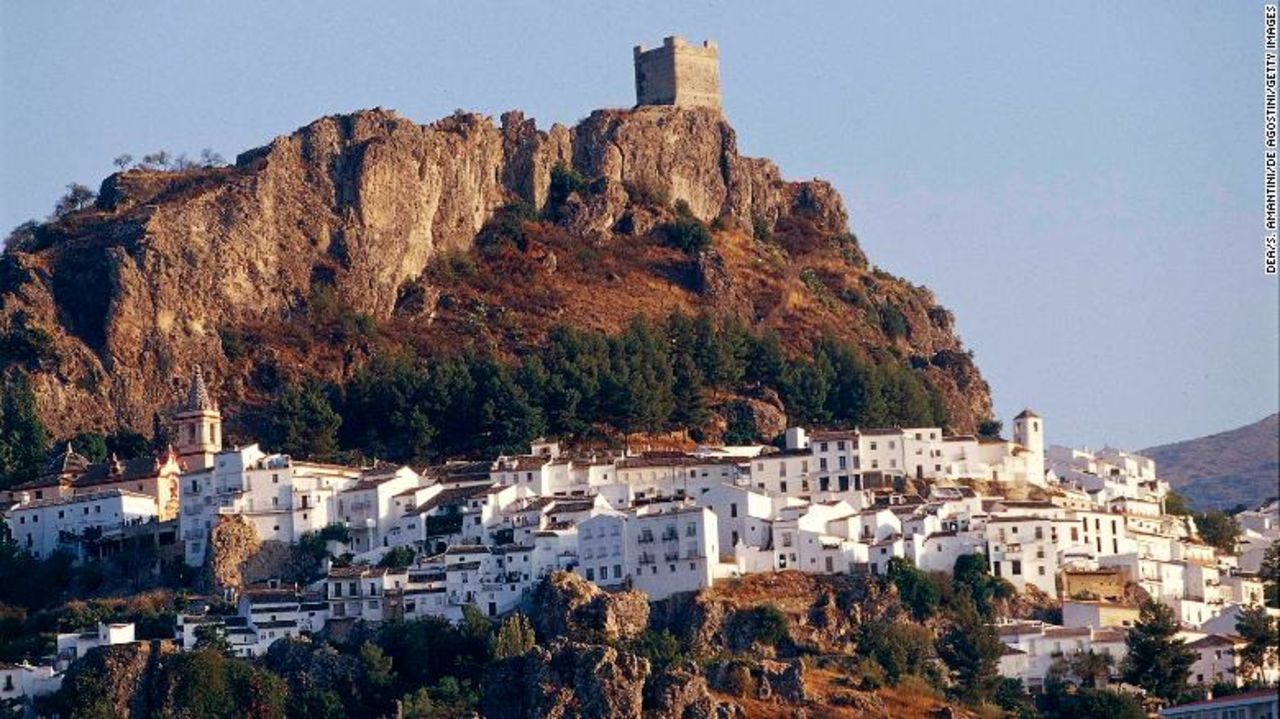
54,611,500,719
263,313,947,464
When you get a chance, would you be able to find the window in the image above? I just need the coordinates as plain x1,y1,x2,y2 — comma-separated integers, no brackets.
586,568,595,581
686,522,697,537
870,442,877,450
1034,526,1043,540
1011,561,1022,575
730,503,738,518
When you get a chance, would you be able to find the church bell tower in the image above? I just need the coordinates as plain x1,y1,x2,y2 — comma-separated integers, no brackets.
173,365,222,471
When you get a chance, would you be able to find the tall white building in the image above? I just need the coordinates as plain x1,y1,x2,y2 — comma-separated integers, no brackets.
180,444,361,566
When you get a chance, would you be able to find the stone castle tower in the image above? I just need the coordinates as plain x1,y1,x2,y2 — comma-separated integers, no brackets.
173,365,222,471
634,36,722,111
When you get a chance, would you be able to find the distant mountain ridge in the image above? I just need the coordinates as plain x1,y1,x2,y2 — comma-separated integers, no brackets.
1141,413,1280,511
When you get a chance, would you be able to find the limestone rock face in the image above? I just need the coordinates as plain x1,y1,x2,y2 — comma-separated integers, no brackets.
0,104,990,439
531,571,650,644
644,666,743,719
58,640,178,717
203,513,259,593
482,641,649,719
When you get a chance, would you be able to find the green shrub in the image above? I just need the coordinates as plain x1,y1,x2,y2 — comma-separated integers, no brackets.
547,163,589,209
219,326,248,361
748,604,790,646
879,304,910,339
378,546,415,569
658,217,712,255
629,629,683,672
751,214,773,243
852,658,887,690
624,180,669,208
722,402,759,445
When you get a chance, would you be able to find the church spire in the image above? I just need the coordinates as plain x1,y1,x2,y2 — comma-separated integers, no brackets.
174,364,222,471
186,364,216,412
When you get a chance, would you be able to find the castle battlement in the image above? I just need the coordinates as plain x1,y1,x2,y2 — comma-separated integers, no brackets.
633,35,722,111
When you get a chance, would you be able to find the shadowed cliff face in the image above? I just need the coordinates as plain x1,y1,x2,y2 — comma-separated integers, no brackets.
0,105,991,439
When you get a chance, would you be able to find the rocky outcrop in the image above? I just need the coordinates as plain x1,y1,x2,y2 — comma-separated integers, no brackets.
531,570,649,644
203,513,259,594
57,640,178,718
644,666,743,719
0,104,991,439
483,641,649,719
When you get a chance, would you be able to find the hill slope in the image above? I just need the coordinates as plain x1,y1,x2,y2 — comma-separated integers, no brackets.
0,106,992,444
1142,414,1280,510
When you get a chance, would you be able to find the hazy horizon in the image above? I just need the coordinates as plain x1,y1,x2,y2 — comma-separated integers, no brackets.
2,1,1274,451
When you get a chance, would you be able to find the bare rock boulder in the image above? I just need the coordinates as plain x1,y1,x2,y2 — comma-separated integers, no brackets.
532,571,649,644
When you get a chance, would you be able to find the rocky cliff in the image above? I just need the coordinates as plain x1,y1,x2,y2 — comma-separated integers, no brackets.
0,105,991,440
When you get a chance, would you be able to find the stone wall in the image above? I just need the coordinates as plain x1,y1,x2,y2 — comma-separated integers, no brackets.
634,36,722,110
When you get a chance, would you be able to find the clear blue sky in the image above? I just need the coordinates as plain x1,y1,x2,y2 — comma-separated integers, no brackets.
1,1,1274,451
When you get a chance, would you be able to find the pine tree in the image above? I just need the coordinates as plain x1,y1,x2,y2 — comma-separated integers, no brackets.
0,370,50,490
671,354,712,434
1235,604,1279,685
271,380,341,459
1121,599,1196,702
746,329,786,387
492,613,537,659
937,592,1003,703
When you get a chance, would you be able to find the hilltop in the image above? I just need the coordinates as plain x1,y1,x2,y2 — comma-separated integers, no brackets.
1142,413,1280,511
0,105,991,447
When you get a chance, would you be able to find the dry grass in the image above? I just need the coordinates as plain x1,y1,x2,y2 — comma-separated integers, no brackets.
712,666,972,719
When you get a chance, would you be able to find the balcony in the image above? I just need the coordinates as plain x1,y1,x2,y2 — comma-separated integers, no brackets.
637,534,655,544
637,553,656,565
